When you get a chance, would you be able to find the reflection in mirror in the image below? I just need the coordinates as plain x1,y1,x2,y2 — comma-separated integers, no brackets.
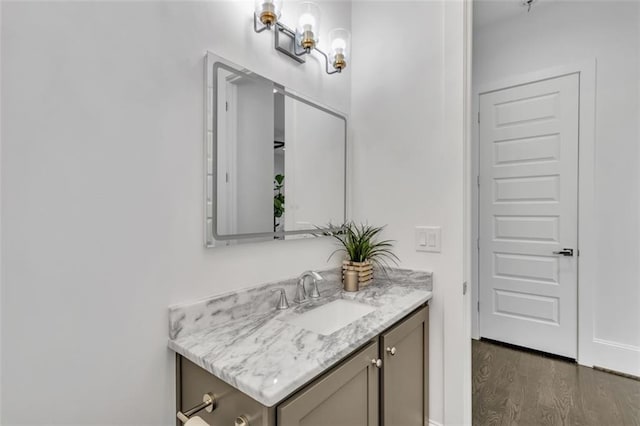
205,53,346,246
215,67,275,238
274,91,285,235
283,95,345,234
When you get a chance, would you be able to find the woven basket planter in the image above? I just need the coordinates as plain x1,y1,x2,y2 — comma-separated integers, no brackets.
342,260,373,289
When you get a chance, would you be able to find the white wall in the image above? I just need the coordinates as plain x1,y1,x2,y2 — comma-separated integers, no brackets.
351,2,466,424
472,1,640,376
0,1,351,424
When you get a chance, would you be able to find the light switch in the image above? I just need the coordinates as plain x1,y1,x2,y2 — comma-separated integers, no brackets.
415,226,441,253
418,231,427,247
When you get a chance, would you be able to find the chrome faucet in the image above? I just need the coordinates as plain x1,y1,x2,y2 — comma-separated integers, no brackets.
294,271,324,303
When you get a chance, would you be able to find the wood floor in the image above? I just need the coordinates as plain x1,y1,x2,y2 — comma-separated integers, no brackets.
472,339,640,426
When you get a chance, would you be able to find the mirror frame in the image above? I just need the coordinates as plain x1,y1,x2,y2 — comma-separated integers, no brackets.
204,52,348,247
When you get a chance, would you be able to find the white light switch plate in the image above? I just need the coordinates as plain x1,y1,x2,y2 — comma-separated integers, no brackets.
415,226,441,253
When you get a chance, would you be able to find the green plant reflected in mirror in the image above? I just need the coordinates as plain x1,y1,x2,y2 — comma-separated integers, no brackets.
274,173,285,235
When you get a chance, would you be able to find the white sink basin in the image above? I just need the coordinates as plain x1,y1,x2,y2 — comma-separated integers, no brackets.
282,299,376,336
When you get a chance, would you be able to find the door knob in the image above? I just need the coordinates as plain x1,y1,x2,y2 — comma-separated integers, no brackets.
235,415,250,426
371,358,382,368
552,248,574,256
386,346,397,356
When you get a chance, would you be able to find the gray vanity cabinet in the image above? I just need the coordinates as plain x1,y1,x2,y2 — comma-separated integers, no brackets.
176,304,429,426
381,305,429,426
278,341,380,426
278,305,429,426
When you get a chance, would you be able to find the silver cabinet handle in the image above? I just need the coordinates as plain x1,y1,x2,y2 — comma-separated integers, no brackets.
386,346,397,356
552,248,574,256
371,358,382,368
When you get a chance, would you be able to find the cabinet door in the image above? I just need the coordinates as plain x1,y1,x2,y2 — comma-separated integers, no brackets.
381,305,429,426
278,341,379,426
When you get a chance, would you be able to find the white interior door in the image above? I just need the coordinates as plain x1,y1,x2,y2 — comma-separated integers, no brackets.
479,74,579,358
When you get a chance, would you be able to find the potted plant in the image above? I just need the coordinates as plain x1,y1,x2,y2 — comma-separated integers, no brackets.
273,174,285,234
327,222,400,290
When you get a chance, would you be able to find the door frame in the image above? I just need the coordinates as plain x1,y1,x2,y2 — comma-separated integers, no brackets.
218,78,239,237
471,60,597,368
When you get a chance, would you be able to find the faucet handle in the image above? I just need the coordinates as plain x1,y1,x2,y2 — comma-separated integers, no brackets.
271,288,289,310
309,271,323,298
308,277,321,299
294,279,307,304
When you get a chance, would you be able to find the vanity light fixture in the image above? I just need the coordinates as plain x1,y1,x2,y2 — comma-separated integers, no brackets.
254,0,282,29
253,0,351,75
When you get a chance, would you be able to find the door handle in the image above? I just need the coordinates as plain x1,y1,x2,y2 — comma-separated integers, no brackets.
552,248,574,256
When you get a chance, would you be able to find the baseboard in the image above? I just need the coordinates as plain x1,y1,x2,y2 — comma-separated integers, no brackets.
592,338,640,377
429,420,444,426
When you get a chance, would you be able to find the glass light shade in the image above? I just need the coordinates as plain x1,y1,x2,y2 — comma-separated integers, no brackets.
328,28,351,71
254,0,282,27
297,2,320,50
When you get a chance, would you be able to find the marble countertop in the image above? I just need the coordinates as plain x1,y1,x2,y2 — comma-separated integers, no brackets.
168,268,432,407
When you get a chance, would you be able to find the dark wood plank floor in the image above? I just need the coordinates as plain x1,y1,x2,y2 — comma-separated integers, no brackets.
473,339,640,426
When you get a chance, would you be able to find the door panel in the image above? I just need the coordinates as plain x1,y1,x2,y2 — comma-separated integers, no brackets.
278,341,379,426
479,74,579,358
381,306,429,426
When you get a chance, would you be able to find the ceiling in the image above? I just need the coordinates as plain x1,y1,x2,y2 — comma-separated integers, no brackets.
473,0,557,29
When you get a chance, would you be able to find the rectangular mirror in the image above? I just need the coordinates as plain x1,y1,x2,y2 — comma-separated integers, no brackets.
205,52,347,246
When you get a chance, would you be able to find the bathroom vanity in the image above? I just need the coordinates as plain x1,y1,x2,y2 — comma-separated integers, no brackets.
169,269,432,426
181,52,434,425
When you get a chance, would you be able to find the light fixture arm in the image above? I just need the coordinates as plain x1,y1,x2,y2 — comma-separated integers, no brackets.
253,13,343,75
253,12,271,33
277,23,309,57
313,47,341,75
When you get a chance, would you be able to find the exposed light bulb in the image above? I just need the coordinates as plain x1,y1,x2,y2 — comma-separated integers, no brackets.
328,28,350,72
298,13,316,32
296,2,320,51
331,38,346,53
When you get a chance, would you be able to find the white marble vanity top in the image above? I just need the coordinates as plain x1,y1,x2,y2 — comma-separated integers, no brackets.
167,268,432,407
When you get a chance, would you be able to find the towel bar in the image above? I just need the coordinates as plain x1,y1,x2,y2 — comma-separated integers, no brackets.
177,393,216,423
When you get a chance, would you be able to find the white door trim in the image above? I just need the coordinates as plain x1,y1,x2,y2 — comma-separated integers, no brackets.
442,1,472,425
471,60,597,368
